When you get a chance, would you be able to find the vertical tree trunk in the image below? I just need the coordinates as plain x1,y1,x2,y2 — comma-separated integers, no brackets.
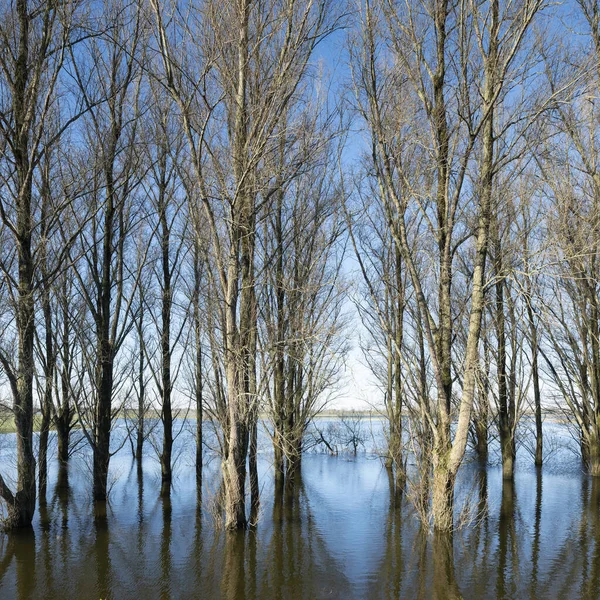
430,0,497,526
136,299,145,462
223,0,252,530
194,244,203,484
38,162,55,502
273,185,286,485
38,389,51,502
589,429,600,476
493,218,515,480
524,233,543,467
248,285,259,523
393,241,405,488
93,358,113,501
475,337,490,464
93,137,118,501
56,282,72,467
431,441,454,532
159,196,173,497
249,414,259,525
0,0,38,527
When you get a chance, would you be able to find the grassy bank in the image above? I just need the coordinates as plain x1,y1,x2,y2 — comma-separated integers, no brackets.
0,413,48,434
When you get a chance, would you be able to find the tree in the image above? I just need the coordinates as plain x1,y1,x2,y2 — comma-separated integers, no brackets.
140,85,188,497
0,0,81,528
260,123,347,485
537,0,600,475
69,1,145,500
150,0,341,529
351,0,546,530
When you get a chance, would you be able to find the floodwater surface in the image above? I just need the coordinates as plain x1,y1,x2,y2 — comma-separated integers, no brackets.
0,419,597,599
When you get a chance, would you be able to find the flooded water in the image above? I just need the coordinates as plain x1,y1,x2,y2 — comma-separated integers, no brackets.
0,419,597,599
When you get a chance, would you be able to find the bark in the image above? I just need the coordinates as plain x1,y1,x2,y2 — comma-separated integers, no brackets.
391,240,405,487
38,404,51,503
524,236,543,466
474,338,490,463
38,307,53,501
136,299,145,462
159,187,173,498
38,160,55,502
430,0,497,527
248,289,259,524
93,194,115,501
0,0,44,528
493,216,515,480
249,415,259,526
532,334,543,468
56,280,73,466
474,418,489,464
194,244,203,484
223,0,253,530
432,0,453,419
431,451,455,532
93,114,119,501
273,185,286,486
589,430,600,477
56,420,69,466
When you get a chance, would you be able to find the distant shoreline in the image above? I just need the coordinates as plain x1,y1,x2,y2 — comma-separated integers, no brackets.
0,407,570,434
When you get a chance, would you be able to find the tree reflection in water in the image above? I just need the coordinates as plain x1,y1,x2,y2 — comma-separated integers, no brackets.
0,430,597,598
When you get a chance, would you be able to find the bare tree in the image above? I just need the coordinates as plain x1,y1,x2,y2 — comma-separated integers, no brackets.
536,0,600,476
140,84,188,497
68,1,145,501
150,0,342,529
0,0,82,528
350,0,546,530
259,123,348,486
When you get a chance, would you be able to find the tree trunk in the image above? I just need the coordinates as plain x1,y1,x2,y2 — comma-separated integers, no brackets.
224,419,249,529
475,419,489,464
93,332,113,501
475,337,491,464
223,0,252,531
56,285,72,467
193,240,203,486
160,196,173,497
493,218,514,480
393,241,405,488
589,430,600,477
430,0,497,525
249,415,259,525
0,0,38,530
195,325,203,485
93,143,117,501
38,408,51,502
525,268,543,467
136,301,145,463
431,444,454,532
56,420,70,466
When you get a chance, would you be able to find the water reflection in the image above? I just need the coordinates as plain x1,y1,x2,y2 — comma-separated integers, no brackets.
377,470,403,599
432,531,461,600
94,502,111,600
581,478,600,598
497,479,517,599
159,496,172,600
221,532,246,600
531,469,542,595
0,423,599,598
